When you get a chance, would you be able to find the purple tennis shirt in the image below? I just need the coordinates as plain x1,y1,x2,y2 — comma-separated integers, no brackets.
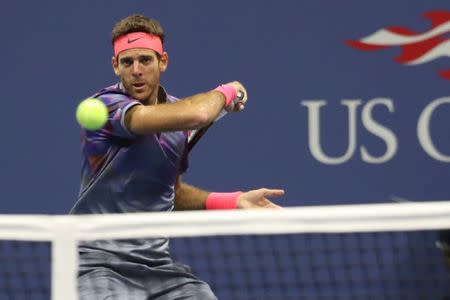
71,83,188,215
70,84,217,298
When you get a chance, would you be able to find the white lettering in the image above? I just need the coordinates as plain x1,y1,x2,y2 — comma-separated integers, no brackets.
417,97,450,162
301,100,362,165
360,98,398,163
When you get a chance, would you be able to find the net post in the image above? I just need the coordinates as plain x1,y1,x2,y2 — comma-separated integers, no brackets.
51,216,78,300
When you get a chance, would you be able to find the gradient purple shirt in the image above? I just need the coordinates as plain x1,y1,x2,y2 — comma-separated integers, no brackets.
71,83,189,215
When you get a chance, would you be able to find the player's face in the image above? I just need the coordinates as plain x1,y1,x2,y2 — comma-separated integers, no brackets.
112,48,168,104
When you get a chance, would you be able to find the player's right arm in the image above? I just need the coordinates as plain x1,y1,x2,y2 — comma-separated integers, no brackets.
125,81,247,135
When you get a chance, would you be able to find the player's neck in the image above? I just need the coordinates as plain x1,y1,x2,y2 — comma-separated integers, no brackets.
146,96,158,106
147,86,159,105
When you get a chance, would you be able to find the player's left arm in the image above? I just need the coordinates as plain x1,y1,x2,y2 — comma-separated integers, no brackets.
174,176,284,210
174,176,209,210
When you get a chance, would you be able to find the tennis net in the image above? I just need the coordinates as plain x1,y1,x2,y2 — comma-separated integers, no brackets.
0,201,449,299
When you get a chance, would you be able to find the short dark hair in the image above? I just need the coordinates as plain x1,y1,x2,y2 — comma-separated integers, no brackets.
111,14,165,45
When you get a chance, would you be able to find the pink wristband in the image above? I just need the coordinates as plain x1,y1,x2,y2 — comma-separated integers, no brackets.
205,192,241,210
214,84,237,107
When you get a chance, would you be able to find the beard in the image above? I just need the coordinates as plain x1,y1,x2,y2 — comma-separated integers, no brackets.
121,79,157,104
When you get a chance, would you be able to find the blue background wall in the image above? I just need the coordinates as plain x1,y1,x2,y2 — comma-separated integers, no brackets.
0,1,449,299
2,1,449,213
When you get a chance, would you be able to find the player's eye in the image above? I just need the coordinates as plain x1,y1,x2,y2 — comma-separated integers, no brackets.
120,58,133,67
139,56,153,65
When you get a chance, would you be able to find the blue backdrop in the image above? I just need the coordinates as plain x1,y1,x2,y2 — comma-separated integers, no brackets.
1,0,448,213
0,1,449,299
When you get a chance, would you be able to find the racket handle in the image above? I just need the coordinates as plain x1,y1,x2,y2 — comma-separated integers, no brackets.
230,90,245,110
234,90,245,104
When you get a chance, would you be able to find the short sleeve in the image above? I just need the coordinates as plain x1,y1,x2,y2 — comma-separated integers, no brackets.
97,93,142,139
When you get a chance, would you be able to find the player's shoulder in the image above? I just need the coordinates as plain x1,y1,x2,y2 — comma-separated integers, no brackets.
92,83,136,107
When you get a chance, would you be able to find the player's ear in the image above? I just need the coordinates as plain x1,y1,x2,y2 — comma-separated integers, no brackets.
112,56,120,76
159,52,169,73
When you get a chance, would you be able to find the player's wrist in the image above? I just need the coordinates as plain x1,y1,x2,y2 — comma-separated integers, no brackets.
213,84,238,107
205,192,241,210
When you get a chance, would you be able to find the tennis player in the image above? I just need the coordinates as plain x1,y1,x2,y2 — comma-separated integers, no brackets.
70,14,284,299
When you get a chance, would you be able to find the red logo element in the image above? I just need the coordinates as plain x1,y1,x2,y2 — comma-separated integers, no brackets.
346,11,450,80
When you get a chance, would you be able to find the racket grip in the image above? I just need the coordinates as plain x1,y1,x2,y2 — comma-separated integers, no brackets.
233,90,245,105
229,90,245,111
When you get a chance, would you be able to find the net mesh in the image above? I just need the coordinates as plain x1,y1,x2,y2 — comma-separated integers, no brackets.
0,201,449,300
0,241,51,300
170,231,449,300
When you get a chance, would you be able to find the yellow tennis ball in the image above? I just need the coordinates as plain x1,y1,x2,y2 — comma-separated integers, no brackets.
76,98,108,130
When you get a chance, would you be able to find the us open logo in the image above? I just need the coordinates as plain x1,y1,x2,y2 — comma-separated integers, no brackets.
346,11,450,80
300,11,450,165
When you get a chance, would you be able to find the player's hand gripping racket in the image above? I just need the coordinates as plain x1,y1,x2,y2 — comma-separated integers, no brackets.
187,90,245,152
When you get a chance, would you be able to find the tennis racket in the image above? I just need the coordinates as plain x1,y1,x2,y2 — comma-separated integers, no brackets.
188,90,245,152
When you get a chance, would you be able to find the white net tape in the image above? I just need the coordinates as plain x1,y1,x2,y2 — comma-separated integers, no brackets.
0,201,449,300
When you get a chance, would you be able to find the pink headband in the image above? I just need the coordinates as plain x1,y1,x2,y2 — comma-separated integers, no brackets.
113,32,163,57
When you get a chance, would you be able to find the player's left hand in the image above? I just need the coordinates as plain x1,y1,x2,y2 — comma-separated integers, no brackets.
237,188,284,209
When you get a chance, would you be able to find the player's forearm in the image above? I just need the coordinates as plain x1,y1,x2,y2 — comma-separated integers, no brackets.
126,91,226,135
174,181,209,210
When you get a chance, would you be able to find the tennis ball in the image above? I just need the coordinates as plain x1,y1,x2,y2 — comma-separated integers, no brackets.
76,98,108,130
